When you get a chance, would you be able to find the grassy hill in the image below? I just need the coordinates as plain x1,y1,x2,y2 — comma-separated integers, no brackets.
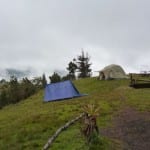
0,78,149,150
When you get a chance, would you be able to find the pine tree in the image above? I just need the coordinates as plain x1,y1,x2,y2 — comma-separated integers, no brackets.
66,59,77,80
49,72,61,83
21,77,36,98
9,76,20,103
77,51,92,78
0,89,8,108
42,73,47,88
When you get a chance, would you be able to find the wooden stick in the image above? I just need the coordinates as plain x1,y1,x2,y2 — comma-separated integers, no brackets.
43,113,85,150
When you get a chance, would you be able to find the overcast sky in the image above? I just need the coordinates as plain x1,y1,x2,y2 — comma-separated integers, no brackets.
0,0,150,77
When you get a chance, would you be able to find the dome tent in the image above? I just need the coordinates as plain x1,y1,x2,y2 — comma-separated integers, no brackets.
99,64,127,80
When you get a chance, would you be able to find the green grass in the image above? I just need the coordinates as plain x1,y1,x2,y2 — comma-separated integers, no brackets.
0,78,149,149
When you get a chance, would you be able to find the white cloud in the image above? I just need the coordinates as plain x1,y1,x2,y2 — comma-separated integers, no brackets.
0,0,150,76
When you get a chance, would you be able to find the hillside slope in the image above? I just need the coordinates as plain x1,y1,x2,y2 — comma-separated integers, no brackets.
0,78,149,150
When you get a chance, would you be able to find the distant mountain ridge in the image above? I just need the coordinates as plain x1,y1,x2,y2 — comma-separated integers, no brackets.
0,68,33,80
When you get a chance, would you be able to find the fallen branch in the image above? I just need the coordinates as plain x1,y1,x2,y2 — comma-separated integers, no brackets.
43,113,85,150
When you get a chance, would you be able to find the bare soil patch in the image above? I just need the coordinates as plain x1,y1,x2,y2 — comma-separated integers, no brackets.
101,107,150,150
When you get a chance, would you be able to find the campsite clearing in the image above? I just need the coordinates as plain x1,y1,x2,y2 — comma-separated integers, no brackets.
0,78,149,150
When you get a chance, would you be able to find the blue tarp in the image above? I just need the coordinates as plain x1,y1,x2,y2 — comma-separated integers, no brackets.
44,80,84,102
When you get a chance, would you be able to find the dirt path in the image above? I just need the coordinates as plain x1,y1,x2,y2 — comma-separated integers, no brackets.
101,107,150,150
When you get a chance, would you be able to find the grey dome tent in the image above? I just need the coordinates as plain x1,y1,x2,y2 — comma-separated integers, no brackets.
99,64,127,80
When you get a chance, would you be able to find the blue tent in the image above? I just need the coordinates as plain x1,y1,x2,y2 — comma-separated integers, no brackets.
44,80,85,102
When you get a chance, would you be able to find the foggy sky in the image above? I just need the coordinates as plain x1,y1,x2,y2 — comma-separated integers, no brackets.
0,0,150,76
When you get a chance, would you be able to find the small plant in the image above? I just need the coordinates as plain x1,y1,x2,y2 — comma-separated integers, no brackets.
81,104,99,143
